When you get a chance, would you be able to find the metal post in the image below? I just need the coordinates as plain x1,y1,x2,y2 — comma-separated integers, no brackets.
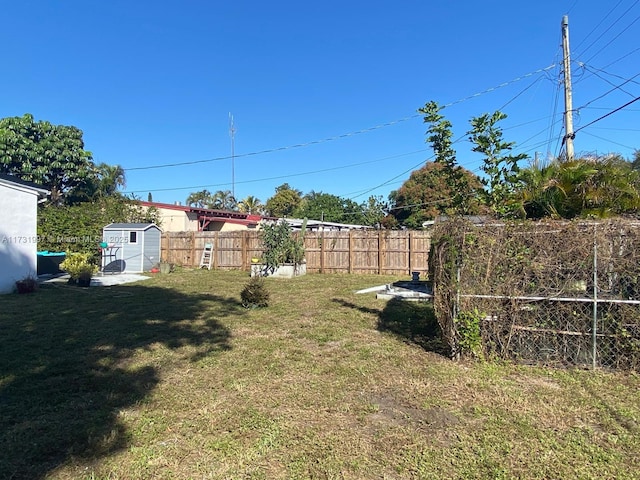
592,225,598,369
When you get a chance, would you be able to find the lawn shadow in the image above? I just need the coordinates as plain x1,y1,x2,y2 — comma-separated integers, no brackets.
333,297,448,356
0,282,236,479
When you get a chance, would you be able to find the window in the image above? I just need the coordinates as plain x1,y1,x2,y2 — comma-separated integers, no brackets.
129,231,137,244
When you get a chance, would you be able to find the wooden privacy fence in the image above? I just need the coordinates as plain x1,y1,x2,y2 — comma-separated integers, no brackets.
161,230,431,275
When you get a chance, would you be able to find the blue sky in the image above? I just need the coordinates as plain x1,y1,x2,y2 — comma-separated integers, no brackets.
2,1,638,206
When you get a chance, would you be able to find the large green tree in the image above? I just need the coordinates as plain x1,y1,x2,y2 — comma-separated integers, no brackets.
293,191,364,223
0,113,95,203
388,162,485,228
265,183,302,218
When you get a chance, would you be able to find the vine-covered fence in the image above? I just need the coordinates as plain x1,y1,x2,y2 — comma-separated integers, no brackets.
161,230,431,275
431,218,640,370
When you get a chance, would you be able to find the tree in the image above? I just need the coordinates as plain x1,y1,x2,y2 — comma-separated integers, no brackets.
38,196,161,256
631,149,640,171
0,113,95,203
419,101,474,214
265,183,302,217
211,190,237,211
293,191,361,223
468,111,527,217
238,195,264,215
186,189,213,208
388,162,485,228
514,154,640,219
68,162,127,203
360,195,388,227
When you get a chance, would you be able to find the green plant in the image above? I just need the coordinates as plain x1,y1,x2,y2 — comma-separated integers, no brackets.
240,276,270,308
60,252,98,284
455,308,484,359
259,219,306,272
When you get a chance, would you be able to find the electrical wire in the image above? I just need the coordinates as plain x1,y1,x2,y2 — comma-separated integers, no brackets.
574,95,640,134
584,5,640,64
574,71,640,111
581,131,637,150
124,148,431,194
577,64,639,97
573,0,625,55
122,65,556,172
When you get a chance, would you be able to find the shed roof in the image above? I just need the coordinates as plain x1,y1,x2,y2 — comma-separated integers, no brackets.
104,223,160,230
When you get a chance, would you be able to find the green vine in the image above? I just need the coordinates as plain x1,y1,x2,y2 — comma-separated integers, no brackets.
455,308,484,359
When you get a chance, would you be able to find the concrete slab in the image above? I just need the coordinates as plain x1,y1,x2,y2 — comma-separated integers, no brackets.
39,273,151,287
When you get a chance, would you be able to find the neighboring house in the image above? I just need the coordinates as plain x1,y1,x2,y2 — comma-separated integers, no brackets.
140,201,262,232
279,218,373,232
0,174,49,294
102,223,162,273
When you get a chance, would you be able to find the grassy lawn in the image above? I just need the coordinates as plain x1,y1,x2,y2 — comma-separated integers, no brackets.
1,269,639,479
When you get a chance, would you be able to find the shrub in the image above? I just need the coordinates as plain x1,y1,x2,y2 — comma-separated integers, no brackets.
60,252,98,283
241,276,270,308
15,275,38,294
259,219,306,273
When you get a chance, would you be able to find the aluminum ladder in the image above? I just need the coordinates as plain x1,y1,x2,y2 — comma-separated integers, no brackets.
199,243,213,270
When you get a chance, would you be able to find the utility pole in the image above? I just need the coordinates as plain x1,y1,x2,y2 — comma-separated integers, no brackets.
562,15,575,161
229,113,236,199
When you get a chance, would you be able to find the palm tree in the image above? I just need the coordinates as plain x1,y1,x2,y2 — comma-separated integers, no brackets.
186,189,213,208
89,163,126,198
211,190,237,211
514,155,640,219
238,195,264,215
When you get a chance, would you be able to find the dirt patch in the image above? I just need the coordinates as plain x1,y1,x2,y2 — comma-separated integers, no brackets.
366,392,459,431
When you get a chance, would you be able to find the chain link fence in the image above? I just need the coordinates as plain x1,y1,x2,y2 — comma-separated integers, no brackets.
431,218,640,370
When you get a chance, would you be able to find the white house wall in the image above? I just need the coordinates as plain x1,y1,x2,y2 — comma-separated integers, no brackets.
0,184,39,293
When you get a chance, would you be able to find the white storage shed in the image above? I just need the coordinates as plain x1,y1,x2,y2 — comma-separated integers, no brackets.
102,223,161,273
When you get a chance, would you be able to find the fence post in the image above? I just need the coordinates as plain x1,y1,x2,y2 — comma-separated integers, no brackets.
241,231,248,271
320,231,325,273
213,232,218,270
408,231,412,275
348,230,354,274
190,231,196,268
592,224,598,370
378,231,384,275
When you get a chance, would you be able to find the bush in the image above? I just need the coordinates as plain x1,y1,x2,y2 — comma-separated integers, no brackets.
259,219,306,273
241,277,270,308
60,252,98,283
15,275,38,294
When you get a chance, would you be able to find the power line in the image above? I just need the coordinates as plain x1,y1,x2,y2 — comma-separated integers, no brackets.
574,70,640,111
124,148,431,195
584,3,640,64
581,131,637,150
573,0,626,55
574,95,640,134
577,64,639,97
123,65,556,172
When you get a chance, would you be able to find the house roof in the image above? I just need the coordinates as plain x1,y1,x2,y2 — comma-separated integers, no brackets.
278,218,373,231
0,173,49,197
140,201,263,228
104,223,160,230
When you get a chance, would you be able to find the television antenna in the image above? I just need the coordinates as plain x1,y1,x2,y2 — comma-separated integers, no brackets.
229,112,236,199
